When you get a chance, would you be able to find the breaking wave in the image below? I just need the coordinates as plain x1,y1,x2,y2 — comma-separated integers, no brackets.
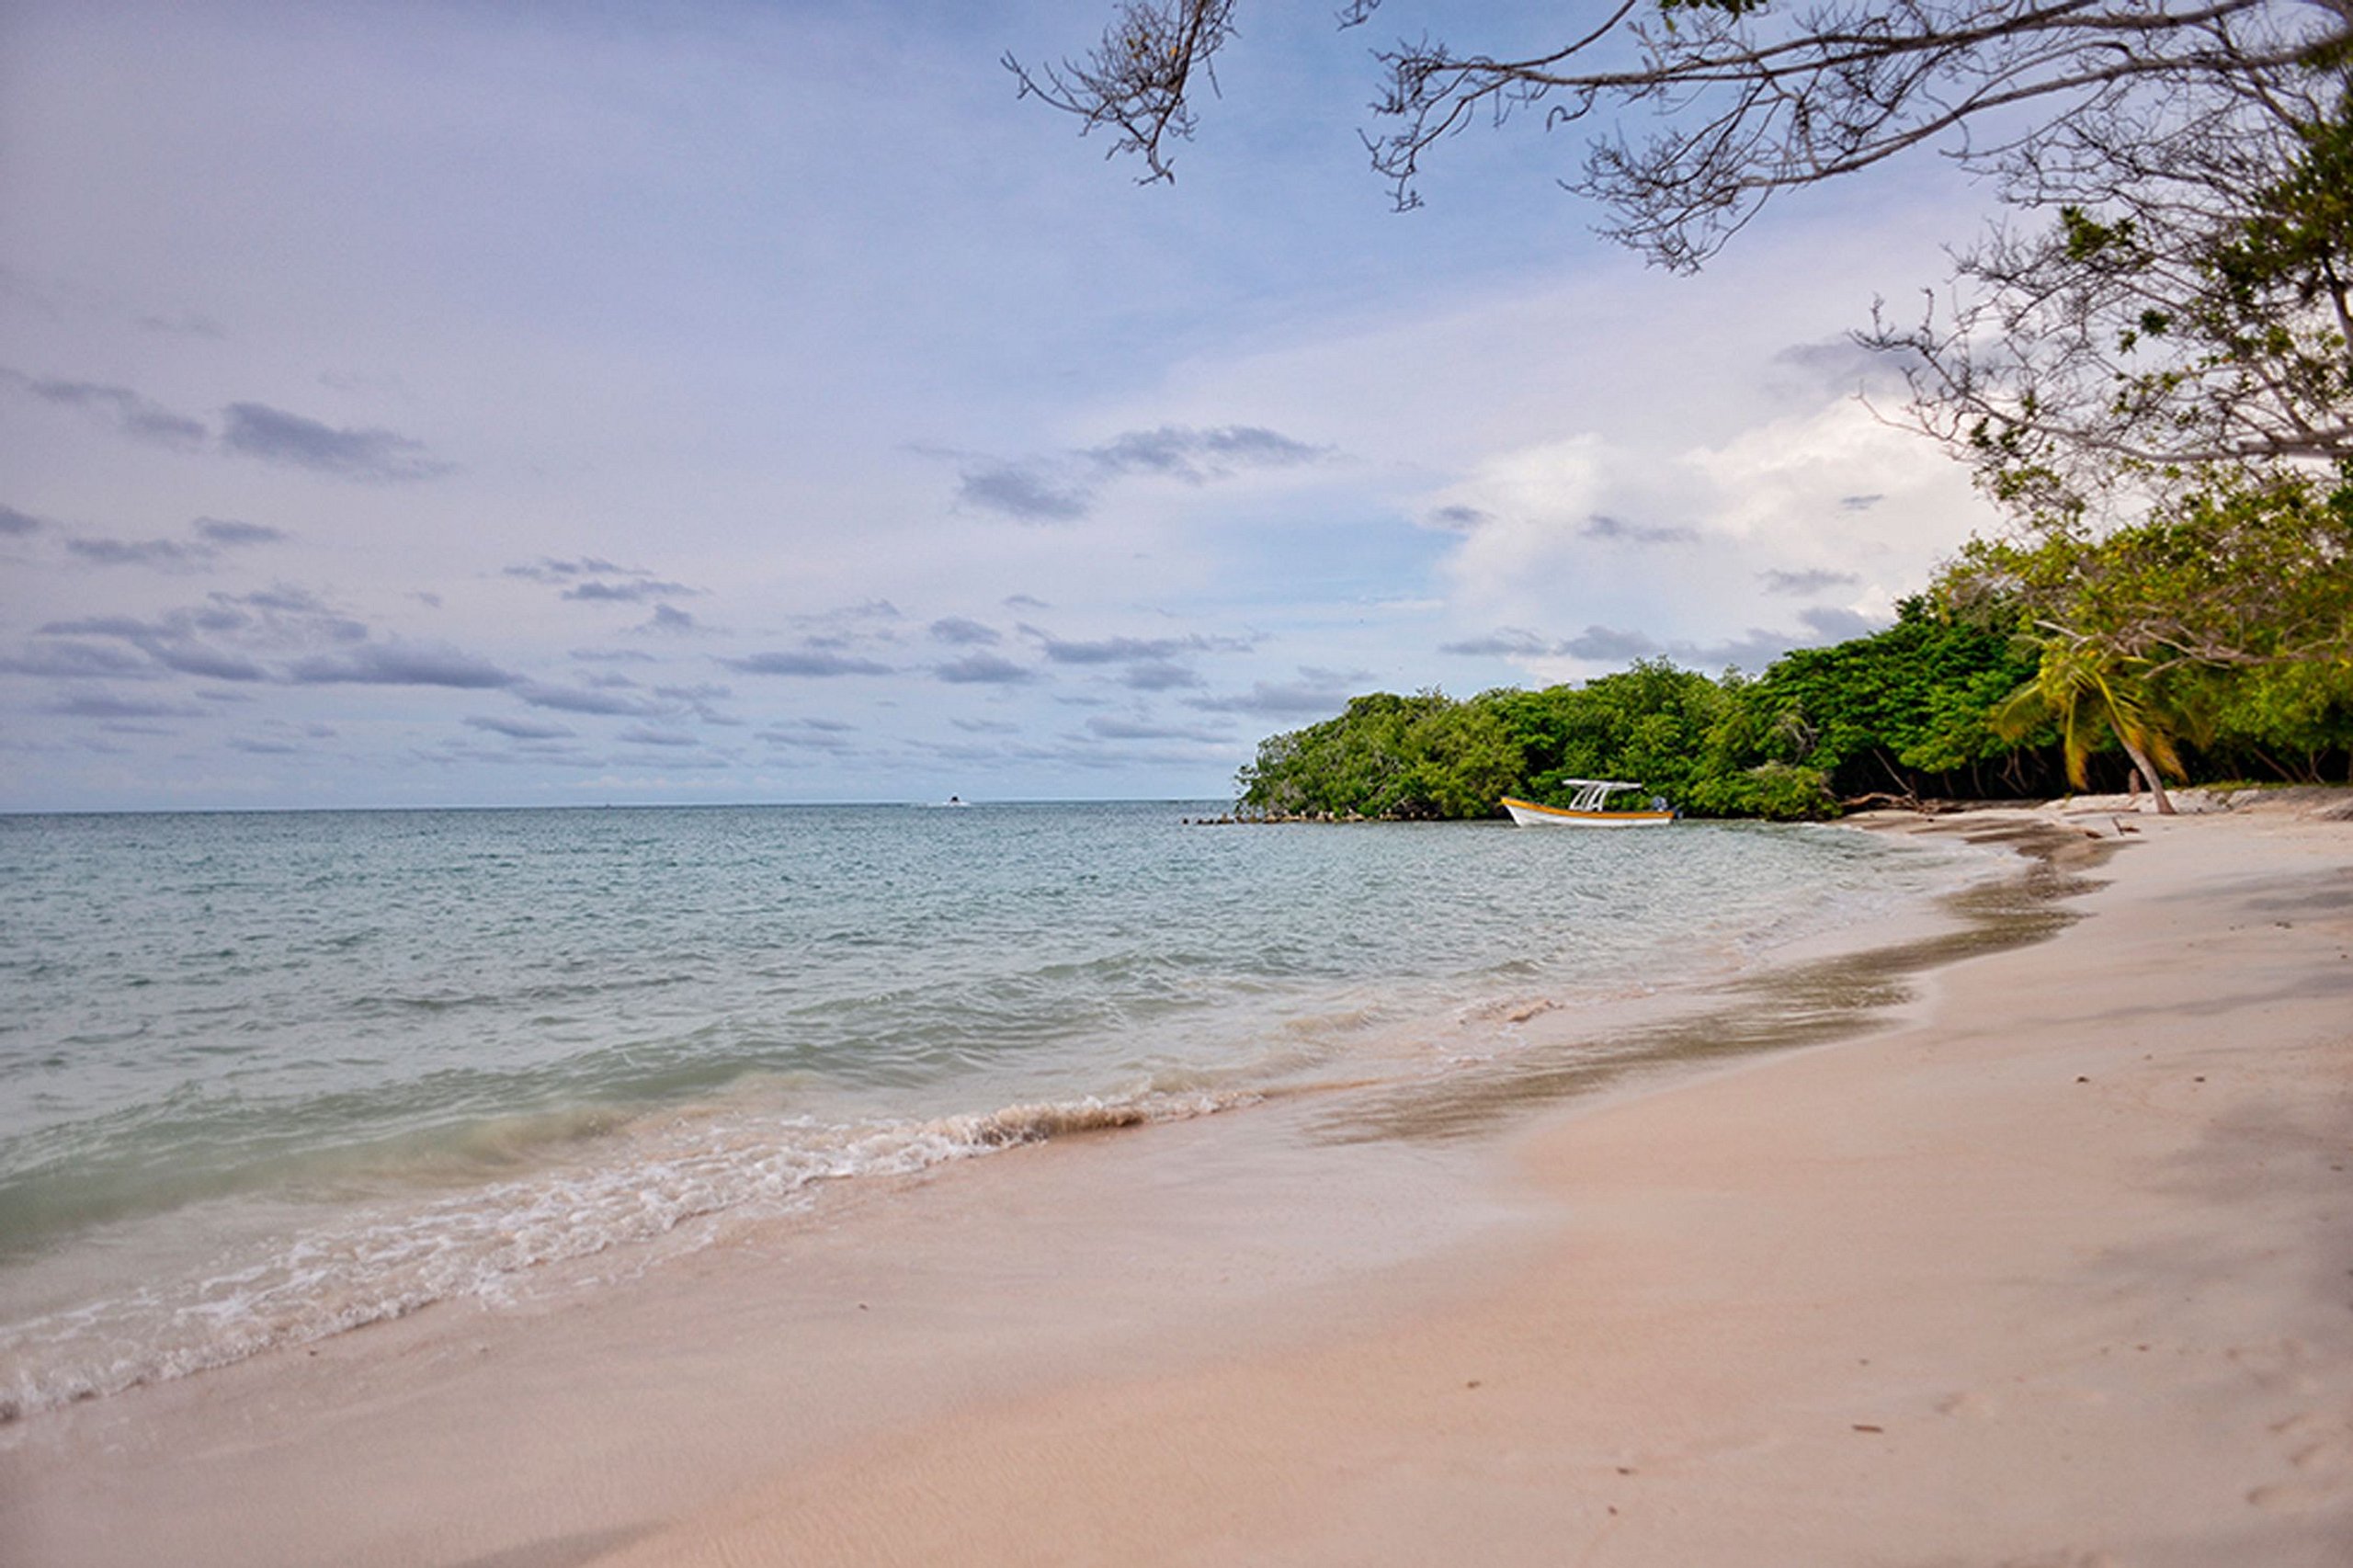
0,1084,1249,1422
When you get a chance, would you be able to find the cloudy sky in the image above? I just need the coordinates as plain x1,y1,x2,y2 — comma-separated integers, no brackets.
2,0,2007,812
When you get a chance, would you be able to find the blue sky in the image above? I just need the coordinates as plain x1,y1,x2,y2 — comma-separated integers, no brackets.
2,0,2007,810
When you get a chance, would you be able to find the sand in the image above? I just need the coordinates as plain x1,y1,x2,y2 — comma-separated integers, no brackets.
5,800,2349,1567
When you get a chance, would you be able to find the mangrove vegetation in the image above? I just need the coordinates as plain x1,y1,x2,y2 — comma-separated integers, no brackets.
1236,545,2353,823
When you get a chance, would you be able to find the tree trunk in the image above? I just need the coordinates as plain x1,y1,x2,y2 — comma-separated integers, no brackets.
2119,736,2176,814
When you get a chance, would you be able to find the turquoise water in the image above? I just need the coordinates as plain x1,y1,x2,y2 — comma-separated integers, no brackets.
0,801,1998,1417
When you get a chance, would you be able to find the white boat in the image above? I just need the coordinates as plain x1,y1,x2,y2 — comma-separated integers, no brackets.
1500,780,1677,826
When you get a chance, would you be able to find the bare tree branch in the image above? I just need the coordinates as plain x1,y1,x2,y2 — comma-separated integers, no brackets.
1005,1,1241,184
1859,65,2353,519
1016,3,2353,544
1014,2,2352,267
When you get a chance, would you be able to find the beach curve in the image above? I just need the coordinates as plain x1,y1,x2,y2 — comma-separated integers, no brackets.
3,798,2348,1567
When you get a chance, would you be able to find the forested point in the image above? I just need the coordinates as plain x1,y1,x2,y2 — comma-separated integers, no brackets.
1039,3,2353,823
1235,592,2353,824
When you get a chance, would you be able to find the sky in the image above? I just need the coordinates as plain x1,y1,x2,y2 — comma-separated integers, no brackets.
1,0,2014,811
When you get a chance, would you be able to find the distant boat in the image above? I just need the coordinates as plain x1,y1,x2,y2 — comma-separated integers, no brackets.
944,795,971,807
1501,780,1677,826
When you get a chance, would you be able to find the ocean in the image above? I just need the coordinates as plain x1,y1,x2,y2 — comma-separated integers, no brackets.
0,801,2003,1421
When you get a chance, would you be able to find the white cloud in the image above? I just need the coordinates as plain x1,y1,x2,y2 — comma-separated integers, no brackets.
0,0,2007,808
1420,393,1980,681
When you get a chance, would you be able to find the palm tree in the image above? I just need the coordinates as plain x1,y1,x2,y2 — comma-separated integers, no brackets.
1991,637,2187,813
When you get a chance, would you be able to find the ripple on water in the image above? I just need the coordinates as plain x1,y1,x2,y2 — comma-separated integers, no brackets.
0,802,2013,1418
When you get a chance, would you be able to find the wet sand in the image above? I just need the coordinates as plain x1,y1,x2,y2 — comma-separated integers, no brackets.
5,800,2349,1566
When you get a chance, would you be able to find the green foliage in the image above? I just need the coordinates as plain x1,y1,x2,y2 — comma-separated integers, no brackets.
1488,661,1729,805
2059,206,2138,267
1234,608,2058,822
1737,598,2042,790
1950,472,2353,672
1235,472,2353,820
2175,659,2353,782
1936,470,2353,788
1234,690,1519,820
1219,19,2353,814
1987,640,2187,805
1713,762,1840,821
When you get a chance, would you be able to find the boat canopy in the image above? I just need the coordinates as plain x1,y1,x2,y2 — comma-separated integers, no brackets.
1557,779,1647,812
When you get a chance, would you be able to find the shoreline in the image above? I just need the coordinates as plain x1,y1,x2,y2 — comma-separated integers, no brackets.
602,798,2351,1568
4,799,2348,1564
0,810,1998,1426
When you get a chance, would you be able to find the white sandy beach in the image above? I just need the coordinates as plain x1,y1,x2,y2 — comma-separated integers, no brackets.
5,800,2349,1567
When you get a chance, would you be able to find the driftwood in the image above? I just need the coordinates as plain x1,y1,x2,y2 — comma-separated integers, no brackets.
1839,792,1932,813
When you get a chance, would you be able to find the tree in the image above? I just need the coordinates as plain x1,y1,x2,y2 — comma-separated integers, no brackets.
1013,2,2353,270
1484,659,1731,801
1233,688,1520,816
1740,595,2048,797
1235,662,1842,821
1867,73,2353,523
1938,469,2353,793
1009,0,1243,190
1021,3,2353,559
1029,6,2353,805
1989,636,2188,808
1940,468,2353,673
2188,657,2353,779
1018,4,2352,500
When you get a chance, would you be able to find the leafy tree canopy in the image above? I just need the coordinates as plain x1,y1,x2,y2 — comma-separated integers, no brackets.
1233,590,2353,823
1940,469,2353,672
